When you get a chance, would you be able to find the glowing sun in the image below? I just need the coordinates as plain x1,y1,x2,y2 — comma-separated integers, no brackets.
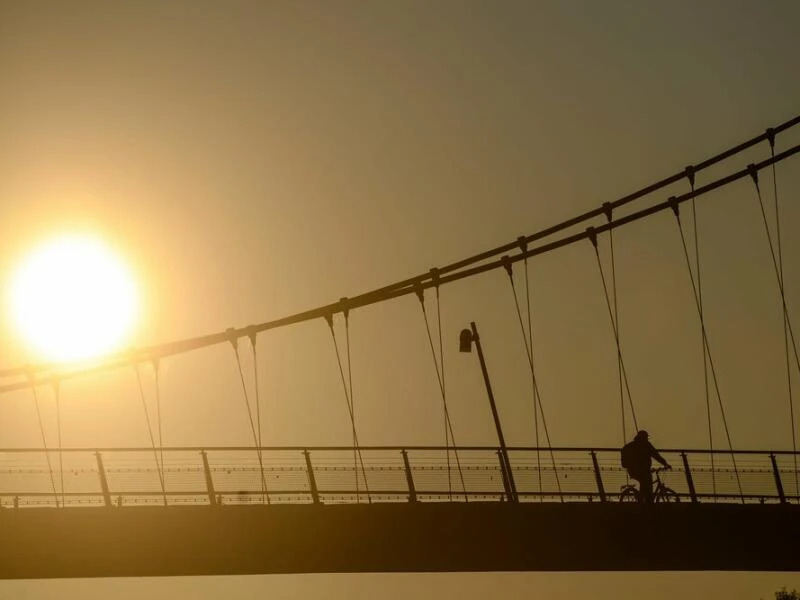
8,234,140,363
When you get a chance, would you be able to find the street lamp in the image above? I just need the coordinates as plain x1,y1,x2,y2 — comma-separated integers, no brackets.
460,322,517,502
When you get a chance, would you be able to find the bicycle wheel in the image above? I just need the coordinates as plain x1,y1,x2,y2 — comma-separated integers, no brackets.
657,487,680,503
619,487,639,503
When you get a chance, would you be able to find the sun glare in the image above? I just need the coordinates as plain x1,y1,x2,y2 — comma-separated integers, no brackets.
8,234,140,363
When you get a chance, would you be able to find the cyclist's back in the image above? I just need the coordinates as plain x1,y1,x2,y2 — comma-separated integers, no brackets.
621,430,670,503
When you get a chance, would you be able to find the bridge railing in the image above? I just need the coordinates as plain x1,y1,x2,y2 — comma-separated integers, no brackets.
0,446,796,508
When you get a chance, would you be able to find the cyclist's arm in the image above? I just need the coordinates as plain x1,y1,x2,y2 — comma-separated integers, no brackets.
649,444,671,468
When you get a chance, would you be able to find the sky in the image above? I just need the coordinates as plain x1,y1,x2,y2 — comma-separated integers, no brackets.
1,0,800,597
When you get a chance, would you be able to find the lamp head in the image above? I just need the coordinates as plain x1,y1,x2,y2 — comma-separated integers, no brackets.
459,328,473,353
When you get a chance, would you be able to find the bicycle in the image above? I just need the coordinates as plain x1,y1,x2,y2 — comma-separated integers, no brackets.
619,467,680,503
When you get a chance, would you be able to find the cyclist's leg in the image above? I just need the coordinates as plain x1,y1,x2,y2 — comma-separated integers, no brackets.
639,476,654,503
631,472,653,503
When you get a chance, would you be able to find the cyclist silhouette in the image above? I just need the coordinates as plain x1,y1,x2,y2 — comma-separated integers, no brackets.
621,430,671,503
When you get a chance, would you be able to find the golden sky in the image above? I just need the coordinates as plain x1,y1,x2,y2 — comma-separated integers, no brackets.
1,0,800,597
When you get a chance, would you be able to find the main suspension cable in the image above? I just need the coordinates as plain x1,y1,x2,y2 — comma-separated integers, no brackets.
326,308,370,502
30,381,59,508
4,136,800,396
502,255,562,500
135,364,166,503
669,198,743,500
749,158,799,494
586,227,639,432
415,278,467,500
231,337,269,502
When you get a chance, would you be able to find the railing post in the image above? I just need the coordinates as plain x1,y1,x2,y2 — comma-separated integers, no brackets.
770,453,786,504
681,452,698,503
304,450,320,504
200,451,217,506
95,452,112,508
496,449,514,502
590,451,606,502
401,449,417,503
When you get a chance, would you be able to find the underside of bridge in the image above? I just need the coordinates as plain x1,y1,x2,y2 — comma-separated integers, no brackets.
0,502,797,578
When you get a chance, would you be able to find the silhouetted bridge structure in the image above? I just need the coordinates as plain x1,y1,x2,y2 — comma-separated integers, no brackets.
0,445,798,577
2,115,800,577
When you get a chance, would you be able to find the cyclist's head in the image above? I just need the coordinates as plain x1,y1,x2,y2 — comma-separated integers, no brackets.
635,430,649,441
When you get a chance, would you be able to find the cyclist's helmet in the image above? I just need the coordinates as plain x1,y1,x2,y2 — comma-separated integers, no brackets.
635,430,649,441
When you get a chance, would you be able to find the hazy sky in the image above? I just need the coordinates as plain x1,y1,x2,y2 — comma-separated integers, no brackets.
1,0,800,597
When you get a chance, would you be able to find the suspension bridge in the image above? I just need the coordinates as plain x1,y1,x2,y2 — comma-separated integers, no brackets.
1,115,800,578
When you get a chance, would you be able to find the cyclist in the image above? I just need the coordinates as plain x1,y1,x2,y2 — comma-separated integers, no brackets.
621,430,671,503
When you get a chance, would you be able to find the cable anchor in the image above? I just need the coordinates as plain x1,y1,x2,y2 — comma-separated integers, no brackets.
747,163,759,191
501,255,513,279
684,165,696,189
586,226,598,249
602,202,613,223
413,282,425,305
766,127,775,150
668,196,680,219
225,327,240,352
246,326,258,349
429,267,440,289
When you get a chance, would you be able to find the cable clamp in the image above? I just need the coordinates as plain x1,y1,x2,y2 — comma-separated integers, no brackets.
517,236,528,253
339,297,350,320
684,165,695,188
747,163,759,188
668,196,680,218
226,327,239,351
246,326,258,348
766,127,775,150
429,267,440,288
501,255,513,278
586,226,598,248
602,202,613,223
413,282,425,305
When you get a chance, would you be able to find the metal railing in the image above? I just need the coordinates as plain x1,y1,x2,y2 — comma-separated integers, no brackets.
0,446,796,508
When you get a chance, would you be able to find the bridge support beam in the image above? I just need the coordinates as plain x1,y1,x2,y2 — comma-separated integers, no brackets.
0,503,797,579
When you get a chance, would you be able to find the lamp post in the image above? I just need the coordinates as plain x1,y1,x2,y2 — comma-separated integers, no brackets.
460,322,517,502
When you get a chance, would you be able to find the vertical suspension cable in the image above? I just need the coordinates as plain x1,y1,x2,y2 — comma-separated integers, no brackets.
686,167,716,497
344,312,360,500
503,256,563,500
749,157,799,495
669,198,743,501
415,281,467,500
30,381,59,508
436,283,464,501
231,336,270,503
153,360,166,505
523,253,542,499
135,364,166,503
603,205,628,446
586,228,639,432
54,381,64,507
250,332,266,503
326,307,370,502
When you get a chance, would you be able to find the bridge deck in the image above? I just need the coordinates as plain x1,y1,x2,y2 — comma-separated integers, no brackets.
0,502,797,578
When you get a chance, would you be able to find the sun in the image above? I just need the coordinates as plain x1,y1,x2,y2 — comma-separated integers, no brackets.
8,234,140,363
